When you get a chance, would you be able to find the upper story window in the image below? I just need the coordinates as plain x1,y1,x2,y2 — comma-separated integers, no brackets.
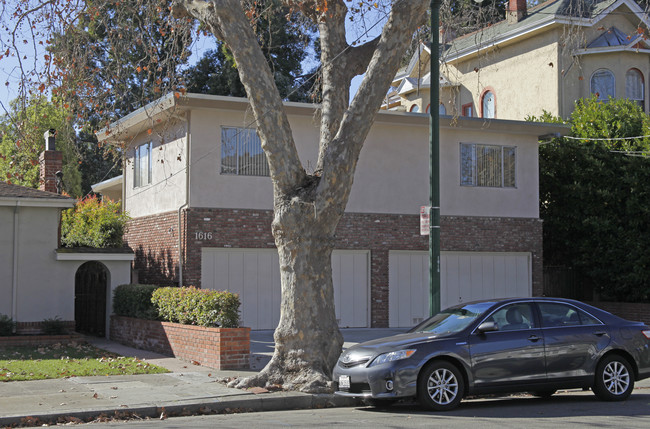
462,103,473,117
591,69,615,101
409,104,420,113
438,103,446,115
134,141,152,188
460,143,516,188
221,126,270,177
482,90,495,118
626,68,645,111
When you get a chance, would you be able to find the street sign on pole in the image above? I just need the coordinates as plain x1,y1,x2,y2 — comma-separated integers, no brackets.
420,205,430,235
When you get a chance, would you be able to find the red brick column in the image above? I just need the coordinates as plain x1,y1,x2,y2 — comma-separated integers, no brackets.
39,150,63,193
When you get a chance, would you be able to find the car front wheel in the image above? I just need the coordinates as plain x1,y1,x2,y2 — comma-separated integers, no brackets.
593,354,635,401
417,360,465,411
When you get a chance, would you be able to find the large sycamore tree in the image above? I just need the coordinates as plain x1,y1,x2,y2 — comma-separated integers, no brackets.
1,0,428,392
171,0,428,392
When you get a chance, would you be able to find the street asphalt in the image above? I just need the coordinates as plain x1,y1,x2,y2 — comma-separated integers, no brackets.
1,328,649,427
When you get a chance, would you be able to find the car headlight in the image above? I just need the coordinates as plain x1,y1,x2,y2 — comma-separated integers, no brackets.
368,349,416,367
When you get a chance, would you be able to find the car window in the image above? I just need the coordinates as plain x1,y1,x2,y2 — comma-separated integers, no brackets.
411,302,495,334
483,303,536,331
537,302,602,327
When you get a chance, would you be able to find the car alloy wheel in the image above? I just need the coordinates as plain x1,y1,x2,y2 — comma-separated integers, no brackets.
593,354,634,401
417,360,465,411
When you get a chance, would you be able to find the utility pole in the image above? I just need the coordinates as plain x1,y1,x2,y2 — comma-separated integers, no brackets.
429,0,441,316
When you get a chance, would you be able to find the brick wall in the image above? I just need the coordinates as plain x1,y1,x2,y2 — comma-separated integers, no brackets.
39,150,62,193
125,211,186,286
110,316,250,370
0,334,81,347
586,302,650,326
179,208,541,327
15,320,76,335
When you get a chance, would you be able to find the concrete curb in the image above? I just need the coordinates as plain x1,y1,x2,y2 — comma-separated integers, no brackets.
0,392,363,427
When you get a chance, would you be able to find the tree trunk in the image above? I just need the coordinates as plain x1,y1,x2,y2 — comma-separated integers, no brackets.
233,192,344,392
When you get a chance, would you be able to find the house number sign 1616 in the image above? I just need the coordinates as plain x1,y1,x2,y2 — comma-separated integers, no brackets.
195,232,213,240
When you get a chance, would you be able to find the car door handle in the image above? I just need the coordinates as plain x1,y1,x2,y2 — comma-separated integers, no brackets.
528,335,542,342
593,331,608,337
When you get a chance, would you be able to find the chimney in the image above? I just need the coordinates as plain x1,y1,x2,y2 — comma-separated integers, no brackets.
39,129,63,194
507,0,527,24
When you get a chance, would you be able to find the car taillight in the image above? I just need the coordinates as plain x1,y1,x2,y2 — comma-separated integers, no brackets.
643,330,650,339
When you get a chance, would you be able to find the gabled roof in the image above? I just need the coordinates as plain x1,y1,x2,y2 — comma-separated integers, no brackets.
578,26,650,54
0,181,74,207
445,0,649,62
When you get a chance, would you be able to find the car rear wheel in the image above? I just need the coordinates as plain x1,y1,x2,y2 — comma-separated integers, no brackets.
417,360,465,411
593,354,634,401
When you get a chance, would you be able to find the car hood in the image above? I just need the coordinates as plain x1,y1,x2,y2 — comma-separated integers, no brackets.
340,331,454,363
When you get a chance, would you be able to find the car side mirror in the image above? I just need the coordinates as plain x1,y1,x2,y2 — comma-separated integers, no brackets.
477,321,498,333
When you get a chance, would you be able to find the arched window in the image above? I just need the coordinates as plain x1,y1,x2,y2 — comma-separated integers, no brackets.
591,69,615,101
439,103,446,115
425,104,431,114
482,90,495,118
409,104,419,113
626,68,645,110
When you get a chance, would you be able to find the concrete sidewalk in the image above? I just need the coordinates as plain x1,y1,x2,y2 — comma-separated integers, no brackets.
0,329,405,427
2,328,649,427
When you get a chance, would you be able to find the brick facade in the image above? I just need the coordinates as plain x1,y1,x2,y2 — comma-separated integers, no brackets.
110,316,250,369
125,211,186,286
128,208,542,328
39,150,63,193
586,302,650,326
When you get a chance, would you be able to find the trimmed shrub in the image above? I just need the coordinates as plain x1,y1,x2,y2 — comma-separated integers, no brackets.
0,314,15,336
151,287,241,328
61,195,129,248
41,316,67,335
113,284,159,320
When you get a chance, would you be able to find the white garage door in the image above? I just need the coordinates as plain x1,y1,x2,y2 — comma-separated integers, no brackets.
202,248,369,329
389,251,532,328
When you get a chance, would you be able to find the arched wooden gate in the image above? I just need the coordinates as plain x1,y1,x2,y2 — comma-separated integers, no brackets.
74,261,108,336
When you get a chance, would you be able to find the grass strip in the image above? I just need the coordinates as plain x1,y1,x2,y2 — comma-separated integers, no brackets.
0,341,168,382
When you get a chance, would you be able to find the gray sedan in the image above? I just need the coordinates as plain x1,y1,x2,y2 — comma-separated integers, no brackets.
333,297,650,411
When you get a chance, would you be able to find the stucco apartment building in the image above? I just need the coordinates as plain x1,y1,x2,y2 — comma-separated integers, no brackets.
387,0,650,120
97,93,566,329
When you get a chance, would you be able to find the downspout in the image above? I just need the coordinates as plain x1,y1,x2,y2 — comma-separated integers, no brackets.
178,112,191,287
11,203,20,333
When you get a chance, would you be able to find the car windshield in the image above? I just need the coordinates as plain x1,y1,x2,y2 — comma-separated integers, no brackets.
410,302,496,334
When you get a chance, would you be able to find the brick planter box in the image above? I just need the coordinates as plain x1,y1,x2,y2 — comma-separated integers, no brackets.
0,334,82,347
110,315,250,369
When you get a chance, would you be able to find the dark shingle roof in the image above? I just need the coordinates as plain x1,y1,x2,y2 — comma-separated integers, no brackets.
0,181,73,200
445,0,621,57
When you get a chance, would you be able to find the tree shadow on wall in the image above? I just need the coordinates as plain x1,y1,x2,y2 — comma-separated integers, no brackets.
132,244,178,286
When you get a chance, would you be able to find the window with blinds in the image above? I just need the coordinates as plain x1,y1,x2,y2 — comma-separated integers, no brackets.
221,127,270,177
460,143,516,188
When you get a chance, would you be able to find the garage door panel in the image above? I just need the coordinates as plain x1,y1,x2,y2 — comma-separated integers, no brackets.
389,251,532,328
203,248,368,329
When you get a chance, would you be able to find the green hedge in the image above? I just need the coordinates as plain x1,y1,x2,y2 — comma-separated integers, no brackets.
0,314,15,336
151,287,241,328
112,284,159,320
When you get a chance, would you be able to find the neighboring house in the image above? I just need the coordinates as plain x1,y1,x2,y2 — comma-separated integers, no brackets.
387,0,650,120
97,92,567,329
0,133,132,337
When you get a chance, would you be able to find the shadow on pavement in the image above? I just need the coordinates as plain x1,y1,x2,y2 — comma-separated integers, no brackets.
357,392,650,419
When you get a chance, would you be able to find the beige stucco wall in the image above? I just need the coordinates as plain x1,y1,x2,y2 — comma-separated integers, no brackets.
181,106,542,218
443,29,561,120
0,205,72,322
123,118,188,218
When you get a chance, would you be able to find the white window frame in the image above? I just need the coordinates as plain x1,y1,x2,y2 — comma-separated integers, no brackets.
626,68,645,111
133,141,152,188
591,69,615,101
460,143,516,188
221,126,269,177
